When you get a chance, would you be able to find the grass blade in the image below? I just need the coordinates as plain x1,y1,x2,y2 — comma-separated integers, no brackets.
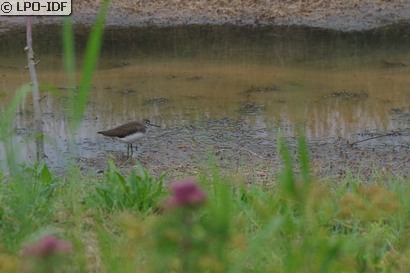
68,0,109,131
62,17,76,89
0,85,31,172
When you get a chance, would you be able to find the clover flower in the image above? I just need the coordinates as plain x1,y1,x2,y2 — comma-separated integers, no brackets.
164,179,207,208
22,235,72,259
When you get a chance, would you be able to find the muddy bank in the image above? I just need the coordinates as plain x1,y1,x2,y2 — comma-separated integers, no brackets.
1,0,410,31
80,117,410,183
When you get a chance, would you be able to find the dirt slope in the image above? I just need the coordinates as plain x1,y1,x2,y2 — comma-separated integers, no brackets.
0,0,409,31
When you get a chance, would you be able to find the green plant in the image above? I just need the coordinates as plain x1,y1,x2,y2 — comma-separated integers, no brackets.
0,85,31,172
0,162,59,249
89,161,165,212
147,179,229,273
63,0,109,132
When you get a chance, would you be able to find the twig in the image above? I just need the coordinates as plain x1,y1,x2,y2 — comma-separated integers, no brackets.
239,146,265,159
25,16,45,160
349,131,400,147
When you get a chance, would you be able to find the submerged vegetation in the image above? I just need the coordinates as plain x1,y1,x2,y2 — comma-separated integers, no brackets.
1,3,410,273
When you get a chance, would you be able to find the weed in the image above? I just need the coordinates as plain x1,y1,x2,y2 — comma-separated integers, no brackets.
0,162,59,250
88,161,165,212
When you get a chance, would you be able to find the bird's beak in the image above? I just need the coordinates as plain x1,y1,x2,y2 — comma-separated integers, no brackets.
148,122,160,127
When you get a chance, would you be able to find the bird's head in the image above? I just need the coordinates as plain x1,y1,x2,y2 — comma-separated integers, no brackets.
143,119,160,127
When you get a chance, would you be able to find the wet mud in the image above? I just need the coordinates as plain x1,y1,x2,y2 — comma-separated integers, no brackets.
79,117,410,183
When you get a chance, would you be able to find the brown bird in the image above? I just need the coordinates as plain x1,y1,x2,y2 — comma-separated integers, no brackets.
98,119,160,157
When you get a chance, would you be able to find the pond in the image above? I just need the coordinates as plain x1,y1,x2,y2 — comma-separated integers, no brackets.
0,25,409,176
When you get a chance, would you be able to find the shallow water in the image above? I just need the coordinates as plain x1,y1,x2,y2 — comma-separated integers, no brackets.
0,25,409,171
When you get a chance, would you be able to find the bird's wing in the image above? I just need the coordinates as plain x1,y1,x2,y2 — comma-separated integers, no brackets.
98,122,146,137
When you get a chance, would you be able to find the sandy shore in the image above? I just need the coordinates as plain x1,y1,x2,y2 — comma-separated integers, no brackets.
0,0,409,31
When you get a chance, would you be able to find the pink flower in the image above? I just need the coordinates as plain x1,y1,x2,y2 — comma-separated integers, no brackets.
22,235,72,258
165,179,207,208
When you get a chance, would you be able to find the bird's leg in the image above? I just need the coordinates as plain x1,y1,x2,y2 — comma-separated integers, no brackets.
127,144,130,157
130,143,133,156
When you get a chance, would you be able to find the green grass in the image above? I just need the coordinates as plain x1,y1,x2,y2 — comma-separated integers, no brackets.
88,161,165,212
1,136,410,273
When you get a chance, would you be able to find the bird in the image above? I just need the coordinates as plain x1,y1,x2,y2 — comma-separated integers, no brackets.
98,119,160,157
